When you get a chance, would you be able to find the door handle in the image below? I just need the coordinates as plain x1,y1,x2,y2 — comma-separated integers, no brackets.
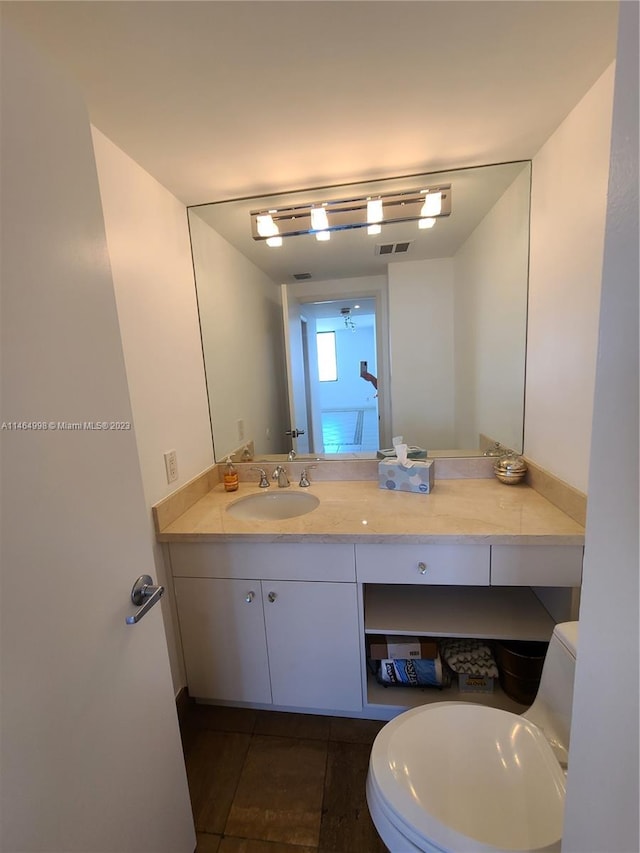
126,574,165,624
285,428,305,438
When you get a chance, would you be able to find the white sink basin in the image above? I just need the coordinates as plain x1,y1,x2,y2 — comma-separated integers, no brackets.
226,490,320,521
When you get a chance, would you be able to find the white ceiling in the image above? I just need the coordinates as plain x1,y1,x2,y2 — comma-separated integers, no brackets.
2,1,618,206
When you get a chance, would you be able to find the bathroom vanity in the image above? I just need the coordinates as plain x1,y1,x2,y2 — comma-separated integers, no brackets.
156,477,584,720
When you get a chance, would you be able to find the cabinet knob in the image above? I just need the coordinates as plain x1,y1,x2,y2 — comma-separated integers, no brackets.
267,591,277,603
245,591,256,603
418,561,428,574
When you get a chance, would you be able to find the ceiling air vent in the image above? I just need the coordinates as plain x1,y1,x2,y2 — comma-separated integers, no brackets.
375,242,413,256
292,272,312,280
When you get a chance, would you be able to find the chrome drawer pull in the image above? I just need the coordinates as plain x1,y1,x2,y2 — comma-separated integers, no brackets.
245,591,256,603
418,561,428,574
268,591,277,602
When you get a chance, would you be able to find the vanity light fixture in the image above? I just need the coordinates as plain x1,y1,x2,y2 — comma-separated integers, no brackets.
250,184,451,246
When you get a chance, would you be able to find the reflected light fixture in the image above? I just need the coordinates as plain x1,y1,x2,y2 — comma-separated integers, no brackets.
341,307,356,331
250,184,451,247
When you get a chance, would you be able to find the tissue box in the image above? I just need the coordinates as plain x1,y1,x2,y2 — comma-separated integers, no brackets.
378,459,434,494
377,446,427,460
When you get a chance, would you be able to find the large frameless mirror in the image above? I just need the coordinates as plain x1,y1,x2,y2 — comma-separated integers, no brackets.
188,160,531,461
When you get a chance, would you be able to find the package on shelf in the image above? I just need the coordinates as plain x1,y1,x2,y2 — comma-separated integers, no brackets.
367,634,438,660
457,673,495,693
372,656,448,688
439,637,498,693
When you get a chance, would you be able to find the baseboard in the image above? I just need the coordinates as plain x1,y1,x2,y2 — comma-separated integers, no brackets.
175,686,193,727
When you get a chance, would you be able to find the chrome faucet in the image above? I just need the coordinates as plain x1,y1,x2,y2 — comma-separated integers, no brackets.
288,449,297,461
251,466,270,488
299,465,317,487
272,465,289,488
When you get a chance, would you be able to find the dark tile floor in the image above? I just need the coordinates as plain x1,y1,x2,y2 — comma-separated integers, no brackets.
180,704,390,853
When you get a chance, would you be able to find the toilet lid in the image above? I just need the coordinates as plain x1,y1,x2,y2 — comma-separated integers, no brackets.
370,703,566,852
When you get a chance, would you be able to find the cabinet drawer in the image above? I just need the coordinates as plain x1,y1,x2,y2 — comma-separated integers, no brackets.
491,545,583,586
355,544,490,585
169,542,355,581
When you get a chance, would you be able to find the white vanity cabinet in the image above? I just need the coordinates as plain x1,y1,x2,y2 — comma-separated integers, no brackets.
170,542,362,713
168,539,582,719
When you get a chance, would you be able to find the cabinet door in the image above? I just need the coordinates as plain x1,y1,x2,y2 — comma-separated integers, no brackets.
174,577,272,704
262,582,363,712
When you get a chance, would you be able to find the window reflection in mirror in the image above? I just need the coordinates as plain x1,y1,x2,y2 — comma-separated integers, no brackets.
188,161,531,461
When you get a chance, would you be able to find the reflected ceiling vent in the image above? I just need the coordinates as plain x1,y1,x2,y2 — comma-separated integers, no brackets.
292,272,312,280
375,241,413,256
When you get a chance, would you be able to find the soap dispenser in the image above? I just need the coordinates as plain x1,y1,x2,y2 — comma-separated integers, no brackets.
223,456,239,492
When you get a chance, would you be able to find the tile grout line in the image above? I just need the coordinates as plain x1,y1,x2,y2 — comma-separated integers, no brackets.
219,715,259,841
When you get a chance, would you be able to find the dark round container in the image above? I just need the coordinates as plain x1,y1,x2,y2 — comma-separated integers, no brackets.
495,640,548,705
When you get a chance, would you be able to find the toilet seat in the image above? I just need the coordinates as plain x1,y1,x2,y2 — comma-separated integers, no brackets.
369,702,566,852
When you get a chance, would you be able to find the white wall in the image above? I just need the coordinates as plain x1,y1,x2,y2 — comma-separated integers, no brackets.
189,212,289,459
388,258,455,449
92,129,214,693
317,325,377,411
454,167,530,451
525,64,615,491
563,4,639,848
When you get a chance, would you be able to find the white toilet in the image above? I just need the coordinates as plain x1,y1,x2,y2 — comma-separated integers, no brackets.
366,622,579,853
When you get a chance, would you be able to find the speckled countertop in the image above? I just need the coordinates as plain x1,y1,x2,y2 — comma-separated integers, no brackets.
156,479,585,544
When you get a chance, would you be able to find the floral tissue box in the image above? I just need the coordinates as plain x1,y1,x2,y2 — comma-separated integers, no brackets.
378,459,434,494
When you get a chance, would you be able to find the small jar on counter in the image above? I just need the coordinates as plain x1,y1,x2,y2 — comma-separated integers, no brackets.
493,452,527,485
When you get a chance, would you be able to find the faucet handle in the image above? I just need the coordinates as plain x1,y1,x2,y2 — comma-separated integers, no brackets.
299,465,317,487
251,466,270,488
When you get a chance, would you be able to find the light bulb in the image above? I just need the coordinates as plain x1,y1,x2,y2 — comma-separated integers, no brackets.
256,213,279,238
367,223,382,236
418,217,436,229
310,207,329,231
315,230,330,242
266,236,282,247
420,191,442,218
367,198,383,223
